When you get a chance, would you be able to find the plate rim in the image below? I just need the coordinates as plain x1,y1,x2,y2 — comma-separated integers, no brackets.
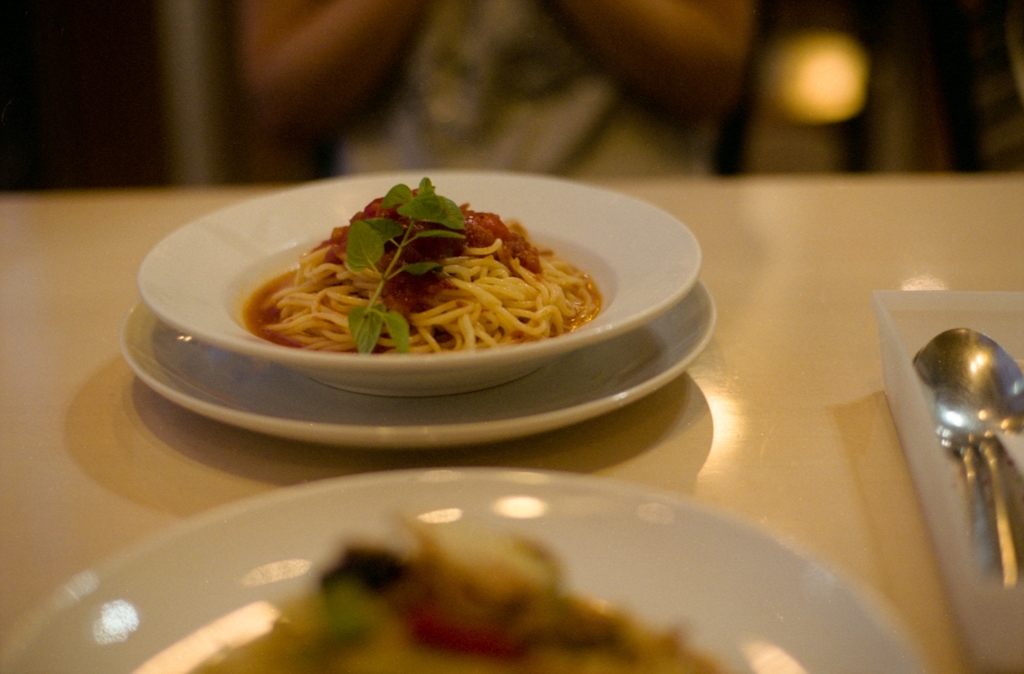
0,468,927,674
119,281,716,448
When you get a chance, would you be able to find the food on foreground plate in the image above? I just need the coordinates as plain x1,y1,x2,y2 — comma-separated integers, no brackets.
193,522,723,674
244,178,600,354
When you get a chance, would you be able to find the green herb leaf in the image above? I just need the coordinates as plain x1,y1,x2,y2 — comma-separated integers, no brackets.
410,229,465,240
349,305,383,354
438,196,464,228
382,310,410,353
345,179,460,355
361,217,404,242
399,192,465,230
397,193,443,223
417,177,436,195
401,261,443,275
322,577,378,642
346,220,386,272
382,183,414,208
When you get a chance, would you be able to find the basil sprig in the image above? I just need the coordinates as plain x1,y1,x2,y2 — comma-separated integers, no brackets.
345,178,465,353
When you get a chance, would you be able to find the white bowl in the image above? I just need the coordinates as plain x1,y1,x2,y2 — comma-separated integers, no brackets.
137,171,701,396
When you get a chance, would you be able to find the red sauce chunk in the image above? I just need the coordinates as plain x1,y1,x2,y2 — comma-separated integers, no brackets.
462,210,541,274
382,268,454,316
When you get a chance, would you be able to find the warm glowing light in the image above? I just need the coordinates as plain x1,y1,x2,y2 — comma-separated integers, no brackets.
941,409,967,428
64,569,100,600
700,385,745,474
741,639,809,674
418,507,464,524
900,274,947,291
133,601,280,674
770,30,870,124
240,558,312,587
492,495,549,519
93,599,140,645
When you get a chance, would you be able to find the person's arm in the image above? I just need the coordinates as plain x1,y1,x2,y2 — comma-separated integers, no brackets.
238,0,426,142
553,0,756,119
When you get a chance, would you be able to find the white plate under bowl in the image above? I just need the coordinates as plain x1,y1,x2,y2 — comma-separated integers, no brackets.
137,171,702,396
0,469,925,674
120,282,715,448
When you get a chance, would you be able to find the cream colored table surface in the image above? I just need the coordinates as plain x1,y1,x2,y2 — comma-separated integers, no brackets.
2,174,1022,673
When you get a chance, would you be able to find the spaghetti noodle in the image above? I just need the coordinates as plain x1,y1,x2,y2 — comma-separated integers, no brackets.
244,186,600,354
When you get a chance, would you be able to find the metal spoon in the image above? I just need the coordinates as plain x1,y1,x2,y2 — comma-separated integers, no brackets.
913,327,1024,587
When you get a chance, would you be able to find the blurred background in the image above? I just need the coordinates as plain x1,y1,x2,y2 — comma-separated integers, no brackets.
2,0,1023,191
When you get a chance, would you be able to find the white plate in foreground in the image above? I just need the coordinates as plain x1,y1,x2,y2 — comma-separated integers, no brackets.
136,171,702,396
1,469,924,674
120,282,715,448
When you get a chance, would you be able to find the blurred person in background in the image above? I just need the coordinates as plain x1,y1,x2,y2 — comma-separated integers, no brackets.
933,0,1024,169
237,0,756,177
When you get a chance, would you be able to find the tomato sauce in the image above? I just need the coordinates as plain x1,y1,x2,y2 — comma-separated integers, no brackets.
242,269,301,347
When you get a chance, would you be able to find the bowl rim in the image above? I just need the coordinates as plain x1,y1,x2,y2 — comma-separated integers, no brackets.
138,170,702,375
